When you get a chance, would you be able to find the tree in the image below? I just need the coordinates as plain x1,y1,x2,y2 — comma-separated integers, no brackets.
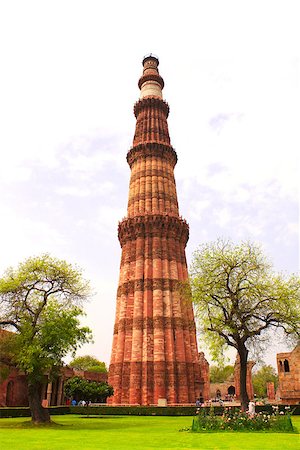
190,239,300,411
64,376,113,403
0,254,92,423
210,365,234,383
69,355,107,373
252,365,278,398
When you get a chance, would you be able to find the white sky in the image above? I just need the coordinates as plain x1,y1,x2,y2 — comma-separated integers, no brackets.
0,0,299,369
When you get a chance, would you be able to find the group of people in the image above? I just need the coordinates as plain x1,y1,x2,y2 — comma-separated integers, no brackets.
71,399,87,406
195,396,204,407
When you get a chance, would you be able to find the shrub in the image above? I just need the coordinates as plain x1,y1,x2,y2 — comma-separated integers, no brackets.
191,406,295,433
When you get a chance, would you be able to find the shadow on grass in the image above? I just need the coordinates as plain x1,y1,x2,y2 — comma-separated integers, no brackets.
0,420,64,429
0,416,146,431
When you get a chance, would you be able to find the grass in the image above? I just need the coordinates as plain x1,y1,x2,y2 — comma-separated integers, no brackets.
0,415,299,449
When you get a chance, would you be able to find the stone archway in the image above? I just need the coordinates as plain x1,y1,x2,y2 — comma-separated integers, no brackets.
284,359,290,372
228,385,235,396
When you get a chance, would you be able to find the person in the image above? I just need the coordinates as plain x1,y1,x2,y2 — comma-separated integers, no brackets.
71,399,77,406
248,401,255,417
195,398,201,407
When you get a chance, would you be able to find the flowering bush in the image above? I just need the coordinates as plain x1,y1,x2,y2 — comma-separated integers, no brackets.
191,406,295,433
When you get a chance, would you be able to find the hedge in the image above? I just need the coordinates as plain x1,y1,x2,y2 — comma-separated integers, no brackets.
72,405,199,416
0,406,70,418
1,404,299,418
71,404,300,416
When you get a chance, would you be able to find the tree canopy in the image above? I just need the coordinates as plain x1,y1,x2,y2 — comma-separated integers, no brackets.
0,254,92,423
252,365,278,398
69,355,107,373
210,365,234,383
64,376,113,403
190,239,300,410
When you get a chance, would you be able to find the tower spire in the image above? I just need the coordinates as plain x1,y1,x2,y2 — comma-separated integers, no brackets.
108,56,202,405
139,54,164,99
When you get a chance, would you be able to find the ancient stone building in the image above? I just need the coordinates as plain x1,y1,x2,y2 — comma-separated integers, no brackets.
209,356,255,401
108,55,205,405
0,328,109,406
210,380,236,401
0,365,108,407
277,344,300,404
0,367,28,407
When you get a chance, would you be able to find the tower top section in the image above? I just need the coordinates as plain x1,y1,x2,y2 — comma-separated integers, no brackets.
142,53,159,66
139,54,164,99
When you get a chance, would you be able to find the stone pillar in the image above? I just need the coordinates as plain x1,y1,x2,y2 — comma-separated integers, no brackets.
46,381,52,406
108,55,201,405
56,377,64,406
198,352,210,401
267,382,275,401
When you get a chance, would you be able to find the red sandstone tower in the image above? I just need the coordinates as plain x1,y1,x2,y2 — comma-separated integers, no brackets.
108,55,201,405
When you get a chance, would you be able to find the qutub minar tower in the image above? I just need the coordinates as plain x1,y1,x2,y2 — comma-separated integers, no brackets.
108,55,204,405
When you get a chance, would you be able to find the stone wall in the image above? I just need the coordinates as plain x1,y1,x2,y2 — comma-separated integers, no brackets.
0,368,28,407
210,381,236,400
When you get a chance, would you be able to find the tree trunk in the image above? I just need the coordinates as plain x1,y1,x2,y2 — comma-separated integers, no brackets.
28,380,50,424
238,345,249,412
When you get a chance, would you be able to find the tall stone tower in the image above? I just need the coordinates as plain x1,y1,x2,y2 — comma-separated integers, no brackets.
108,55,201,405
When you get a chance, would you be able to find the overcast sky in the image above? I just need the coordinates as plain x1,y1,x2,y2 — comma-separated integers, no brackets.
0,1,299,369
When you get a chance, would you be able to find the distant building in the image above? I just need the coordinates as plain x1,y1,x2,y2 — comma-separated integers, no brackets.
277,343,300,404
0,365,108,407
209,355,255,401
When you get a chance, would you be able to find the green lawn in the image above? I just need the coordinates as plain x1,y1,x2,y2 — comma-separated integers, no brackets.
0,415,299,450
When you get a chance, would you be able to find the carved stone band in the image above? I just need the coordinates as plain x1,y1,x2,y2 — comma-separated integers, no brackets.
118,214,189,247
127,143,177,168
134,97,169,118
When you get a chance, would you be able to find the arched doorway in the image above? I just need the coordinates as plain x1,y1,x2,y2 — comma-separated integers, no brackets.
284,359,290,372
6,381,14,406
228,385,235,396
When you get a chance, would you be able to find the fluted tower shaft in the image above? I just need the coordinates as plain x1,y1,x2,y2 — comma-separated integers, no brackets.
108,55,200,405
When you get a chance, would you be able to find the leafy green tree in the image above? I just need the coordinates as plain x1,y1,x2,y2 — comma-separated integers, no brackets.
64,376,113,403
210,365,234,383
252,365,278,398
69,355,107,373
190,239,300,411
0,254,92,423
